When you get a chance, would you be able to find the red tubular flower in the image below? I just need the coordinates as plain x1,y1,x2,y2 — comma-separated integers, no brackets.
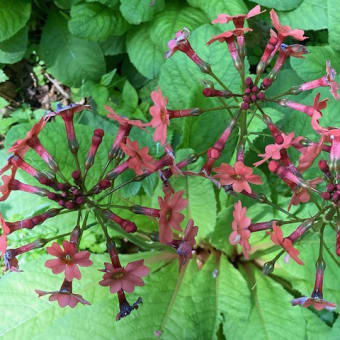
45,241,92,281
99,259,149,293
106,106,146,129
207,28,252,70
299,61,339,100
253,132,296,167
120,138,156,175
166,28,210,72
36,279,90,308
85,129,104,170
268,222,304,265
103,210,137,233
149,87,169,145
55,104,90,153
104,160,129,180
229,201,251,259
202,117,237,175
158,190,188,244
211,6,264,57
270,9,307,44
130,205,160,218
291,260,336,311
0,213,10,256
8,116,47,158
177,219,198,269
213,161,262,193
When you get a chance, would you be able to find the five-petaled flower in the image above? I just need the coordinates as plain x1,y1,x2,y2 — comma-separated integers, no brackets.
268,222,304,265
99,260,149,293
291,296,336,311
120,138,156,175
158,190,188,244
230,201,251,259
213,161,262,193
45,241,92,281
149,87,169,145
177,219,198,268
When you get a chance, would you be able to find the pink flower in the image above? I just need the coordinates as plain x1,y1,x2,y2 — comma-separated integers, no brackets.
288,177,322,210
299,61,339,100
106,106,146,129
120,138,156,175
230,201,251,259
253,132,296,167
291,296,336,311
36,279,90,308
149,87,169,145
177,219,198,268
45,241,92,281
268,222,304,265
211,5,264,28
213,161,262,193
206,28,252,45
297,142,323,172
270,9,307,43
158,190,188,244
99,260,149,293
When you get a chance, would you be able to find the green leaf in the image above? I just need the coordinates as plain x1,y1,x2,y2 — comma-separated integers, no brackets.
277,0,328,30
100,35,126,56
0,96,8,108
126,2,208,79
328,0,340,51
40,10,106,87
0,26,28,64
0,69,8,83
68,3,129,42
100,69,117,86
80,81,109,115
119,0,165,25
249,0,302,11
0,0,31,42
187,0,248,20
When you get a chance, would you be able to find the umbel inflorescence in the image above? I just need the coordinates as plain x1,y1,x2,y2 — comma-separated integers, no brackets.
1,5,339,320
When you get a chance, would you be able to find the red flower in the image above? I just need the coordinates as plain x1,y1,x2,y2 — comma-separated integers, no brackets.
120,138,156,175
0,167,17,201
166,28,190,58
268,222,304,265
291,296,336,311
158,190,188,244
8,117,47,157
253,132,296,167
206,28,252,45
213,161,262,193
99,259,149,293
0,213,10,256
36,279,90,308
211,5,264,28
177,219,198,268
299,61,339,100
106,106,146,129
230,201,251,259
149,87,169,145
45,241,92,281
270,9,307,42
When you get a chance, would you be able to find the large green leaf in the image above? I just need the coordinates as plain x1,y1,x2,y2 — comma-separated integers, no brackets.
277,0,328,30
126,2,208,79
187,0,248,20
40,10,106,87
0,0,31,42
68,3,129,42
249,0,302,11
328,0,340,51
119,0,165,25
0,26,28,64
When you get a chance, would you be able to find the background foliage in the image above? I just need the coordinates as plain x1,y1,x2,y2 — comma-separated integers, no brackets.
0,0,340,339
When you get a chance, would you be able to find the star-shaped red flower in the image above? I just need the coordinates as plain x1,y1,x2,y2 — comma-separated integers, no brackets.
45,241,92,281
213,161,262,193
99,259,149,293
